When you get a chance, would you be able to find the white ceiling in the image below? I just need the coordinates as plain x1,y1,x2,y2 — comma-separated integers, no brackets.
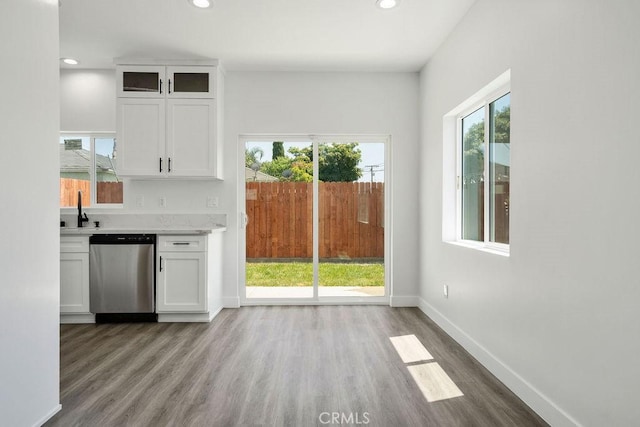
59,0,476,72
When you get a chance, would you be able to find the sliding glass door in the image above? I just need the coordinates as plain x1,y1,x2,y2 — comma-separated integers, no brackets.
242,136,388,302
318,140,386,298
244,139,314,299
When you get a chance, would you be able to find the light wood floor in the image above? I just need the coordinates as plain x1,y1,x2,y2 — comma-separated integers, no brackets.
46,306,548,427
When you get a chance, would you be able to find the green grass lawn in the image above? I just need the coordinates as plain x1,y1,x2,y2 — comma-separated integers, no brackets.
246,262,384,287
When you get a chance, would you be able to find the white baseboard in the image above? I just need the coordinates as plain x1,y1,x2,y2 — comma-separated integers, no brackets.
60,313,95,324
417,298,580,427
33,404,61,427
157,312,212,323
222,296,240,308
208,305,224,321
390,295,419,307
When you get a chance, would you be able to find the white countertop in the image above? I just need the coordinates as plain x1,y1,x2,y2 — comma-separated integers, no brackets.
59,213,227,236
60,226,226,235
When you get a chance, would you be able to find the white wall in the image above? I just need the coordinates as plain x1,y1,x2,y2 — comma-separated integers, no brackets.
419,0,640,425
59,70,421,306
60,69,115,131
0,0,61,425
224,71,420,305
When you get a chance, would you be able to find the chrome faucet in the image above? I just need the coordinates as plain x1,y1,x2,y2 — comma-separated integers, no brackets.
77,191,89,228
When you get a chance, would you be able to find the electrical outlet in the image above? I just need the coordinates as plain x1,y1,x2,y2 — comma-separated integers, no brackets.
159,196,166,207
136,196,144,207
443,284,449,298
207,196,219,208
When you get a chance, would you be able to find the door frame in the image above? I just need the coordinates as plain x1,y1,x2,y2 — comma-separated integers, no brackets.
238,134,392,305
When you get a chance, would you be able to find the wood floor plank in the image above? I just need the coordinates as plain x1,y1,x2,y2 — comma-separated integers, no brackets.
46,307,548,427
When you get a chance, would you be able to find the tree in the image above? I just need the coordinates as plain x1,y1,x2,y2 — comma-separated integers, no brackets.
272,141,285,160
463,121,484,182
259,142,362,182
494,105,510,145
318,143,362,182
245,146,264,168
462,105,510,181
288,143,362,182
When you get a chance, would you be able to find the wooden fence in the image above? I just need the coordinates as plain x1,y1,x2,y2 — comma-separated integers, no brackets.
463,182,509,244
246,182,384,260
60,178,123,206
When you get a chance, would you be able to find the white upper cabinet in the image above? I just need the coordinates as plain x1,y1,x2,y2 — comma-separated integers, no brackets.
117,98,166,176
115,60,223,179
166,99,216,176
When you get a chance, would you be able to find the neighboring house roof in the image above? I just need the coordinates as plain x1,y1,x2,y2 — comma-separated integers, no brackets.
60,146,117,174
245,167,279,182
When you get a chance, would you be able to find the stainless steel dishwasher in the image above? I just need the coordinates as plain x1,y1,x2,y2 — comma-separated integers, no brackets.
89,234,157,322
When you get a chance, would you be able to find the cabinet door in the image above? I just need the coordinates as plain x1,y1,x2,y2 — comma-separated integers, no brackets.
117,98,166,176
167,66,216,98
157,252,206,312
166,99,216,177
60,252,90,313
117,65,166,98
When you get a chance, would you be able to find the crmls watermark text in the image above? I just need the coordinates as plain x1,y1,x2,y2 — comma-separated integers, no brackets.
318,412,370,425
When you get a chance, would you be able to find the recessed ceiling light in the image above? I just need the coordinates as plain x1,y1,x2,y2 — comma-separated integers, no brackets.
189,0,212,8
61,58,79,65
376,0,399,9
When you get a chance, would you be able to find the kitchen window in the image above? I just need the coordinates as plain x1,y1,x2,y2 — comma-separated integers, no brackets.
458,89,510,250
60,133,123,208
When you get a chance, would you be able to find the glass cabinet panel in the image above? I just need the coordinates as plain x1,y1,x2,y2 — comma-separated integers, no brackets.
168,66,215,98
117,66,165,98
172,73,209,93
122,72,160,93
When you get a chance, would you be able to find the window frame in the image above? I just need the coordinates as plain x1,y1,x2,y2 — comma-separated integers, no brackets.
60,131,123,210
455,83,511,253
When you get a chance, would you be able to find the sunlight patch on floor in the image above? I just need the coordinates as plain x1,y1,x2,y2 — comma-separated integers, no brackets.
389,334,433,363
390,334,464,403
407,362,464,402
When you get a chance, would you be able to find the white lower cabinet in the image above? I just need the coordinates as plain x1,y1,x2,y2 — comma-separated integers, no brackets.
60,252,89,312
59,231,223,324
156,235,210,316
60,236,93,323
157,251,206,312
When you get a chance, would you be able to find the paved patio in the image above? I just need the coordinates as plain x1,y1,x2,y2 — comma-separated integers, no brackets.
245,286,385,298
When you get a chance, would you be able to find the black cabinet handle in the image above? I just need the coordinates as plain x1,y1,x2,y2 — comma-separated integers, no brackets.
159,256,163,272
159,157,163,172
168,157,172,172
159,79,163,94
168,79,171,94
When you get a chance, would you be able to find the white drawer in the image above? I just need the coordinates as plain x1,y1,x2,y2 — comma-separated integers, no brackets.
158,235,206,252
60,236,89,253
